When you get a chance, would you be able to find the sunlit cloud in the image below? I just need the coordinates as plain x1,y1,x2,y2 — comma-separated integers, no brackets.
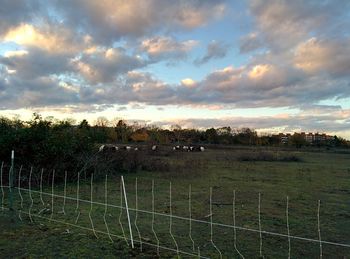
248,64,271,78
140,36,198,61
4,50,28,57
0,0,349,138
181,78,197,88
3,23,81,54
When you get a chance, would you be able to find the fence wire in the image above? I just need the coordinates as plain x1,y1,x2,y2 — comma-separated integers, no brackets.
0,164,349,258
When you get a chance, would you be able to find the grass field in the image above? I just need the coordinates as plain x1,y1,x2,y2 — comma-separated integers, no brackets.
1,146,350,258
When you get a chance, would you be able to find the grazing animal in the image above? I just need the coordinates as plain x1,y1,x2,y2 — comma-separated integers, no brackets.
189,146,194,151
183,145,189,151
200,146,205,152
134,147,138,151
124,146,131,151
152,145,157,151
99,144,118,152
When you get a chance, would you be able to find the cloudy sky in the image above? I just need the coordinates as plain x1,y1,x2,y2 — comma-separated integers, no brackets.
1,0,350,137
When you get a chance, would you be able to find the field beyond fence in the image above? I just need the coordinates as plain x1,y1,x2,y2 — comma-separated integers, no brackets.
1,155,350,258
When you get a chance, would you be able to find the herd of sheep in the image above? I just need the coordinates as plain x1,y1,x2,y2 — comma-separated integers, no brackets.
98,144,205,152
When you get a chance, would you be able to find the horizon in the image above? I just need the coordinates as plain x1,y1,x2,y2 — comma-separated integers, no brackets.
1,1,350,139
2,112,346,140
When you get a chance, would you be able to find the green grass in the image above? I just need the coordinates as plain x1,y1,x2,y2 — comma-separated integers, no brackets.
1,146,350,258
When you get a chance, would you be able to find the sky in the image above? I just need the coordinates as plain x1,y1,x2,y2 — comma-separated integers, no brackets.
0,0,350,138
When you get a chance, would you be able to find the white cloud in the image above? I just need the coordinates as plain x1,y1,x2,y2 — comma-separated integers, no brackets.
239,33,262,53
181,78,197,88
3,23,82,54
294,37,350,76
72,47,146,84
54,0,227,44
4,50,28,57
140,36,198,61
195,40,230,65
249,0,350,50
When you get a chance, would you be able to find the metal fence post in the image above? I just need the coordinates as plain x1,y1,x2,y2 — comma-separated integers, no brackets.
121,175,134,248
9,150,14,211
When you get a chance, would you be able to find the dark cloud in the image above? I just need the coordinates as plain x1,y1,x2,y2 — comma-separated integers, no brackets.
0,0,349,139
239,33,262,53
139,36,197,62
153,110,350,134
249,0,350,51
175,63,350,108
294,37,350,77
0,0,36,35
0,76,79,109
73,47,147,84
0,48,72,79
53,0,226,44
76,71,175,106
194,41,230,65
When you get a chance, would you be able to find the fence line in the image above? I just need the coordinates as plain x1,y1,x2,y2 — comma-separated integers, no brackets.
50,170,55,220
121,175,134,249
151,179,160,256
0,162,4,211
189,184,195,252
1,205,210,259
18,165,23,221
134,177,142,251
233,190,244,258
286,196,291,259
40,169,45,206
3,185,350,249
61,171,67,215
89,173,98,239
209,187,222,258
258,192,262,257
75,171,81,224
119,180,129,245
103,174,114,243
169,181,179,257
0,164,350,258
318,200,323,258
28,167,33,223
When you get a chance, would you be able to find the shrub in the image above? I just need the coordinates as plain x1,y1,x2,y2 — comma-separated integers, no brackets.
237,151,301,162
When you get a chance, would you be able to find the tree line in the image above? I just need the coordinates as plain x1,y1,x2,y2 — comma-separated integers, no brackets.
0,114,348,170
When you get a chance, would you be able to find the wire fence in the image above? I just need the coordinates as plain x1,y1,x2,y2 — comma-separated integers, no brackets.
1,162,350,258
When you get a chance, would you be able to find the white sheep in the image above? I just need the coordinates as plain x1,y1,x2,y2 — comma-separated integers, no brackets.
99,145,105,152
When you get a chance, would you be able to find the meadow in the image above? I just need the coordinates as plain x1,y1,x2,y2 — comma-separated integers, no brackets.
1,146,349,258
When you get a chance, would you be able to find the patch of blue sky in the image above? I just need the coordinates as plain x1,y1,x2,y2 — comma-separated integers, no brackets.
318,97,350,109
144,2,254,85
179,1,252,45
221,106,300,117
141,47,249,86
116,105,300,122
0,42,24,55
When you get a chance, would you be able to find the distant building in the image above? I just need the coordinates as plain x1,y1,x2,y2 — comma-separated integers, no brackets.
306,133,314,143
276,132,334,145
279,133,289,144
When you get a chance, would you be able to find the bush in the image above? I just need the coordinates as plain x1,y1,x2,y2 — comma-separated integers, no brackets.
237,151,301,162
